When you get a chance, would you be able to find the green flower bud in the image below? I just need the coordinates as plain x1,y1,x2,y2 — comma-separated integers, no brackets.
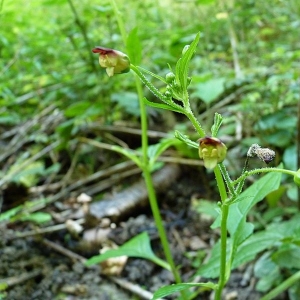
294,169,300,186
92,46,130,77
164,90,172,98
165,72,175,83
198,137,227,169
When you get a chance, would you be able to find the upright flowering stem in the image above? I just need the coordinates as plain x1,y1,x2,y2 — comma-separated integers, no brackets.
214,164,229,300
134,73,183,286
110,0,185,294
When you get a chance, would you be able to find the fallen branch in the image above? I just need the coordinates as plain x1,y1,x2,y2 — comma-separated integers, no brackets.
88,163,181,222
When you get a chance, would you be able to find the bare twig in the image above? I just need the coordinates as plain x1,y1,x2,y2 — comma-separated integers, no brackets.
81,123,170,139
9,219,84,240
0,270,43,288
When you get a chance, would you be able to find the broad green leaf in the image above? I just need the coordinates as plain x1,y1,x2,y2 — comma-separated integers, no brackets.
175,32,200,92
64,102,91,117
192,78,226,104
254,252,281,292
196,239,230,278
85,232,170,270
272,244,300,269
212,171,282,235
233,231,282,269
126,27,142,65
152,282,217,300
18,212,52,224
0,205,23,222
111,92,140,116
10,161,45,187
198,172,282,278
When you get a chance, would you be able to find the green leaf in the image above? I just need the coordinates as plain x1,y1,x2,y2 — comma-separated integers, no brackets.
0,205,23,222
112,92,140,116
9,161,45,187
192,78,226,104
64,102,90,117
111,145,142,167
254,252,281,292
198,172,282,278
143,97,184,114
233,230,282,269
272,244,300,269
196,239,230,278
148,138,180,167
18,212,52,224
175,32,200,92
126,27,142,65
85,232,170,270
152,282,217,300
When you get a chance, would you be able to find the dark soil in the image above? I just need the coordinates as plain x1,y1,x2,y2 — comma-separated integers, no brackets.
0,167,280,300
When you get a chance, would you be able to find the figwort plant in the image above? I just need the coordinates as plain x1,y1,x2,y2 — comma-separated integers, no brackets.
85,2,300,299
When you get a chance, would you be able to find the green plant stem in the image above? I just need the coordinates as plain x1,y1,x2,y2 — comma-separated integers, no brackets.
233,167,297,186
260,270,300,300
214,165,229,300
111,1,184,292
185,108,206,138
134,73,184,287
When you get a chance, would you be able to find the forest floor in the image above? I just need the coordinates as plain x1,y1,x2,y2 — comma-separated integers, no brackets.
0,166,280,300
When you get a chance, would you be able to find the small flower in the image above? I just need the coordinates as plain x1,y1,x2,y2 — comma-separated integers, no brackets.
92,46,130,77
198,137,227,169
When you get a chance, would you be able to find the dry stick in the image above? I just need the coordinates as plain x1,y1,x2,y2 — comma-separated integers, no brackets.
0,105,60,169
27,168,141,215
82,123,170,139
0,270,43,288
29,160,137,195
41,238,164,300
9,219,85,240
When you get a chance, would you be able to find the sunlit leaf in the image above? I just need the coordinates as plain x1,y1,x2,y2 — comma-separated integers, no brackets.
126,27,142,65
152,282,217,299
85,232,170,270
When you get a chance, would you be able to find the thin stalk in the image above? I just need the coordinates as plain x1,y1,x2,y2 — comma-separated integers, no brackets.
134,74,184,289
213,165,229,300
185,108,206,138
110,0,185,293
232,167,297,186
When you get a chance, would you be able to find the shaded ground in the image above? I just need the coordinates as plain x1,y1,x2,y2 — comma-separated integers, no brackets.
0,167,275,300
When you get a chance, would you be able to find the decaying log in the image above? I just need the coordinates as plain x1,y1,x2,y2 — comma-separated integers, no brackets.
88,164,180,222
